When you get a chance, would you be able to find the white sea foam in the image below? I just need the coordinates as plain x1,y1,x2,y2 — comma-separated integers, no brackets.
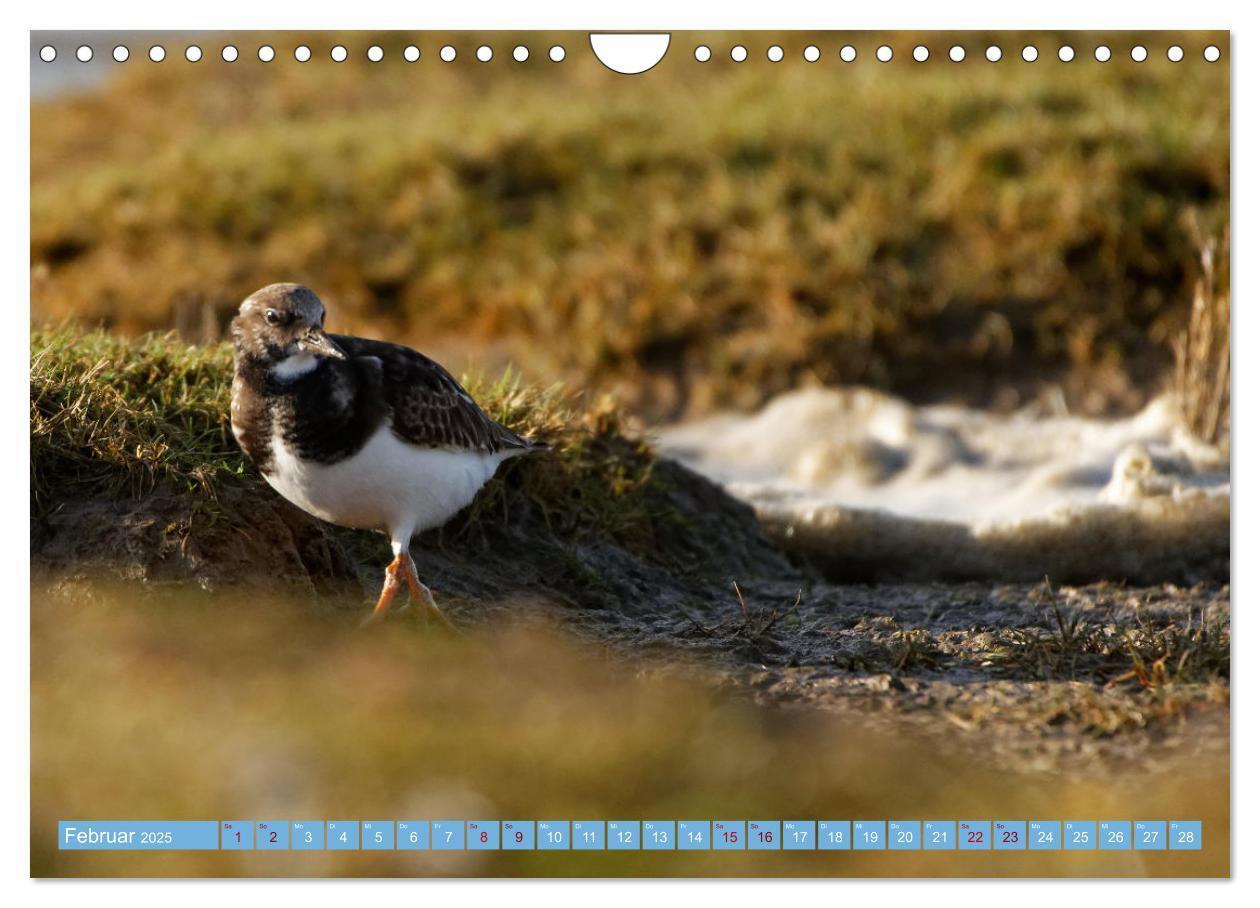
658,388,1229,583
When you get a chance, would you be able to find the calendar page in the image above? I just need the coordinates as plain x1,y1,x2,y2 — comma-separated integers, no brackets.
28,27,1229,879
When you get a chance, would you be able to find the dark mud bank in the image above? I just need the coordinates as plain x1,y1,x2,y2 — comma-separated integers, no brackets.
757,498,1230,586
32,456,800,615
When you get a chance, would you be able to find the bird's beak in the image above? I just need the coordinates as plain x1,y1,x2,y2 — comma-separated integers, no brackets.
298,328,347,360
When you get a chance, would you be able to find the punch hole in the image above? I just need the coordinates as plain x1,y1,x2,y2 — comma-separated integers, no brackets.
512,46,528,62
76,45,93,63
1131,45,1147,62
185,46,202,63
221,45,238,62
1095,45,1112,62
876,45,893,62
331,45,348,63
440,45,456,62
404,46,420,62
1167,45,1184,62
913,45,929,62
949,45,965,62
1058,46,1075,62
148,45,166,63
985,46,1002,62
803,45,820,62
1022,45,1038,62
39,45,56,63
1204,45,1220,62
694,45,711,62
367,45,384,62
112,45,129,63
295,45,312,62
731,45,748,62
589,33,668,73
258,45,275,63
767,45,784,62
839,45,856,62
477,45,493,62
549,45,566,62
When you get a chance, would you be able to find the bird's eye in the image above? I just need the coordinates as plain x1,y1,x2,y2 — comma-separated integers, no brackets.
264,309,283,326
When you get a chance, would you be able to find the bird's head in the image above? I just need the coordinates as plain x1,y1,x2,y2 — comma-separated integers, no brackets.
230,283,347,367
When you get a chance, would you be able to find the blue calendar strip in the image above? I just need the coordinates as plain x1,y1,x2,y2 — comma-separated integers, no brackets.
57,819,1205,851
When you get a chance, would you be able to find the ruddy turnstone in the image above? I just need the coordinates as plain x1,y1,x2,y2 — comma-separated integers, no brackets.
229,283,545,625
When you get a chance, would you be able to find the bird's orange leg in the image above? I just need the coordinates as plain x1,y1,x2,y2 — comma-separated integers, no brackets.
398,552,457,631
361,554,404,626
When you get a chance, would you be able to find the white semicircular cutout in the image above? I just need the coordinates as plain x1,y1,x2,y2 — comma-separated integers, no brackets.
589,33,670,74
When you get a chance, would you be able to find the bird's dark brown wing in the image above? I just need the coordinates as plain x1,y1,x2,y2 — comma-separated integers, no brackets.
331,334,535,454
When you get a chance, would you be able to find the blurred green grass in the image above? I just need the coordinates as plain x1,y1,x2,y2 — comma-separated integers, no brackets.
31,580,1228,877
30,30,1229,419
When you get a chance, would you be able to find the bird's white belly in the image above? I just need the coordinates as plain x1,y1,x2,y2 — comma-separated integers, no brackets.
265,425,509,539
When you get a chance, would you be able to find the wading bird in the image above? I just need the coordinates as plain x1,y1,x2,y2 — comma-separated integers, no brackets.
229,283,545,625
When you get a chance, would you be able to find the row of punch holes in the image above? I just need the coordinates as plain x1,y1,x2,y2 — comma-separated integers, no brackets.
40,43,566,64
39,41,1223,66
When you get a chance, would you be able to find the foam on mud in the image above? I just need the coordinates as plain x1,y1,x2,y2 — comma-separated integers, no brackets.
658,388,1229,583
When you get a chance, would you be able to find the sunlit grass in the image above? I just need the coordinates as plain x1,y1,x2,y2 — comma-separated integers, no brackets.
30,326,665,556
30,326,239,505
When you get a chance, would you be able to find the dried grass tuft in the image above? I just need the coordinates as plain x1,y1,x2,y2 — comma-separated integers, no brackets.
1174,227,1230,452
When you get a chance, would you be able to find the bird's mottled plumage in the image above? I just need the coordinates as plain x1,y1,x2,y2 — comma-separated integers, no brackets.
336,334,534,455
229,282,543,624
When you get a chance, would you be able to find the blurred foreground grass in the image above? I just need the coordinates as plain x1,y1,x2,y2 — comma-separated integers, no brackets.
32,581,1227,878
31,30,1229,418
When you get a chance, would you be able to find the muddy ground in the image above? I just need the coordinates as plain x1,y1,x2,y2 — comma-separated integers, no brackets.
32,455,1230,778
